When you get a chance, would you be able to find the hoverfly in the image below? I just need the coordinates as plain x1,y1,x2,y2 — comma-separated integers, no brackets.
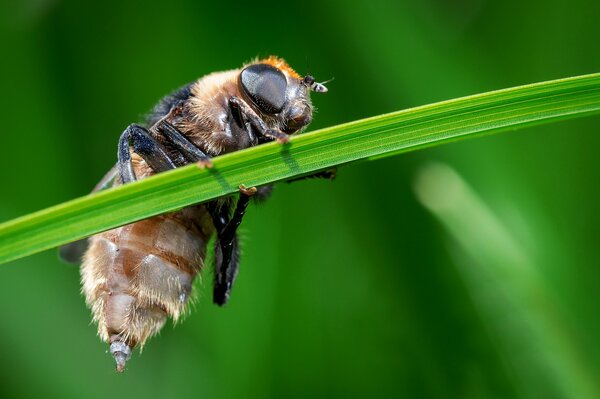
60,56,329,372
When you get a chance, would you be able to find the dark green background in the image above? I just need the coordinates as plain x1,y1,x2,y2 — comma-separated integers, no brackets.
0,1,599,398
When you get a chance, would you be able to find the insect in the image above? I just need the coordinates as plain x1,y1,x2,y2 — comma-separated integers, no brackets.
59,56,329,372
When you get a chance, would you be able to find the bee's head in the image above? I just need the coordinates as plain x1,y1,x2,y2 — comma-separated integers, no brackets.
238,56,328,134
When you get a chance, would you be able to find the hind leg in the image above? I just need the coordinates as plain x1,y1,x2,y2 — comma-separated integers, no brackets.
209,185,257,305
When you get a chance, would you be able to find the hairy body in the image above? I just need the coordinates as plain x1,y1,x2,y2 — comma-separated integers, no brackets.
72,56,327,371
81,187,213,356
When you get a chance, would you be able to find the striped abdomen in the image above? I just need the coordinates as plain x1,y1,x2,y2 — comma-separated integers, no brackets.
81,205,213,370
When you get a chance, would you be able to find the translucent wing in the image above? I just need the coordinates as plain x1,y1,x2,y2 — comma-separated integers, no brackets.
58,164,119,264
58,239,91,264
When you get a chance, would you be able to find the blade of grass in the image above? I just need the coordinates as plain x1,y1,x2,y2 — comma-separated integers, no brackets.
414,163,599,398
1,73,600,264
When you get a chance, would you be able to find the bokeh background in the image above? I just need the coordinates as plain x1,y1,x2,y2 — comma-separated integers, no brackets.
0,0,599,398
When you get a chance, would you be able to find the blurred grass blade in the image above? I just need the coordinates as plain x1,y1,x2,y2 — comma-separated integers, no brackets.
1,73,600,264
414,163,599,399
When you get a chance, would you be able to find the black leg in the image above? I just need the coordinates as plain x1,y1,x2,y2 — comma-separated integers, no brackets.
220,185,256,249
210,185,257,306
206,200,233,305
212,235,241,306
286,168,337,184
228,97,290,143
153,120,213,167
206,201,228,232
252,185,273,203
118,124,177,183
63,123,202,264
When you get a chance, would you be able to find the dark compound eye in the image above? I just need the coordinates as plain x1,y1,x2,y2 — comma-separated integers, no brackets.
239,64,287,114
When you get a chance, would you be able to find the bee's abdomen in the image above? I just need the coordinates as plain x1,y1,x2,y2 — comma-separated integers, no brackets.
81,206,211,349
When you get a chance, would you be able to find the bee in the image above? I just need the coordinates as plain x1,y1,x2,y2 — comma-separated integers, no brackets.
60,56,329,372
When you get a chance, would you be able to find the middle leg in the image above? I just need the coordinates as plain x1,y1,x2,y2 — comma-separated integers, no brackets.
153,119,213,167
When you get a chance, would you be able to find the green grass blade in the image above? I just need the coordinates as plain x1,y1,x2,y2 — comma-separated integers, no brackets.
415,163,599,398
1,73,600,264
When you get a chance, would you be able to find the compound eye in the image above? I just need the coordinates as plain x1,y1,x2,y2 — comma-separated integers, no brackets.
240,64,287,114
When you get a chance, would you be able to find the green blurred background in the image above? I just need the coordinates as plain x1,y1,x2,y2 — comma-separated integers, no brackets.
1,0,599,398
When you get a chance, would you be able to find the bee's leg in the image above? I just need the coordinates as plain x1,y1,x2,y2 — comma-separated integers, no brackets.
209,185,257,306
118,124,177,183
206,201,232,305
212,234,241,306
153,120,213,167
252,185,273,203
228,97,290,143
65,125,170,263
286,168,338,183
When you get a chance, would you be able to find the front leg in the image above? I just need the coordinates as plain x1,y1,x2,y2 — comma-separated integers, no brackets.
228,97,290,143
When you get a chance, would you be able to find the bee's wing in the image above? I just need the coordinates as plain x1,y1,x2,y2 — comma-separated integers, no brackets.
58,164,119,264
92,163,120,192
58,238,91,264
